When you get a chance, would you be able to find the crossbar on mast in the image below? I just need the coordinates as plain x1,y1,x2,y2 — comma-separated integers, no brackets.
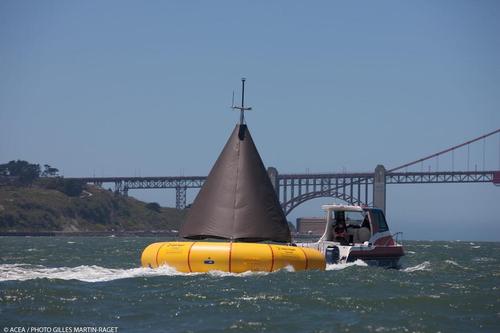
232,78,252,124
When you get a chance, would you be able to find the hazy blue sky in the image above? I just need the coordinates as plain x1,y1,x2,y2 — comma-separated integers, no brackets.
1,1,499,240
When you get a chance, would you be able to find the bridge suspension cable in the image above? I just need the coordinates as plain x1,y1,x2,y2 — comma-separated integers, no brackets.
388,128,500,172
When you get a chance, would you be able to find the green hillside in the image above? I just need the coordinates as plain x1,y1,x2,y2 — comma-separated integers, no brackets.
0,184,186,233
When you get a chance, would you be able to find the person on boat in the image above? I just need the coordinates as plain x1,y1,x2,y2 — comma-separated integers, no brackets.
355,215,372,243
333,219,349,245
361,215,370,230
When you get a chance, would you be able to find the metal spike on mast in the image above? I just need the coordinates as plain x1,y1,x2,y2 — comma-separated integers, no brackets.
232,77,252,124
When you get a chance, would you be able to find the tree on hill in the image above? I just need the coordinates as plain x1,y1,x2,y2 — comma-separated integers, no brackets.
62,179,84,197
42,177,84,197
0,160,84,196
41,164,59,177
145,202,161,213
0,160,41,185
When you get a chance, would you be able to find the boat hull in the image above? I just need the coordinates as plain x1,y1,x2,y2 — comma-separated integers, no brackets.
300,241,404,269
141,241,326,273
348,245,404,268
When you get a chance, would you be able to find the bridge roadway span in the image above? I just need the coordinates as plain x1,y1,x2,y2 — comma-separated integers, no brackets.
68,167,500,215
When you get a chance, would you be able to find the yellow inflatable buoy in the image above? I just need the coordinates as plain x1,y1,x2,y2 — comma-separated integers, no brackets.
141,242,325,273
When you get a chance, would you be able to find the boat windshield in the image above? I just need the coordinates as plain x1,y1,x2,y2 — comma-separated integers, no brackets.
343,211,366,227
295,208,371,243
330,210,371,244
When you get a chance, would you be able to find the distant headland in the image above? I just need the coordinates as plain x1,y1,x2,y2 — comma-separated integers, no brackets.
0,160,186,236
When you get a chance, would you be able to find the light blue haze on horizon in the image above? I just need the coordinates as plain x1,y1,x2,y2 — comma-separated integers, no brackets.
1,1,499,241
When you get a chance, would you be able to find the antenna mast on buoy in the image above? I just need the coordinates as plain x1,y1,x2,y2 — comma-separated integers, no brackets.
232,78,252,124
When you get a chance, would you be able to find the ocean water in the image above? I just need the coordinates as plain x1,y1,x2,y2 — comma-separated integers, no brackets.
0,237,498,333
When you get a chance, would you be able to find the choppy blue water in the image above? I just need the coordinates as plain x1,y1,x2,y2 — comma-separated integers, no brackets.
0,237,498,332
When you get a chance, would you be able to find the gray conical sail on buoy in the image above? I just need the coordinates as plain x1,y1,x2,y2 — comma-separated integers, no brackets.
180,124,291,243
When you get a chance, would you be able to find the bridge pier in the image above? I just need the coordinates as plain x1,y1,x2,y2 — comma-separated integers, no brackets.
114,181,128,196
267,167,279,194
176,186,187,209
373,165,386,213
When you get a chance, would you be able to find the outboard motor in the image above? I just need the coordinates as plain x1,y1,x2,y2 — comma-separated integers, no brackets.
326,246,340,264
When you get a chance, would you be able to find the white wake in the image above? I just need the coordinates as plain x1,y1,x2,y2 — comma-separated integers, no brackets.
0,264,286,282
402,261,431,272
326,259,368,271
0,264,189,282
1,260,377,282
444,259,470,270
